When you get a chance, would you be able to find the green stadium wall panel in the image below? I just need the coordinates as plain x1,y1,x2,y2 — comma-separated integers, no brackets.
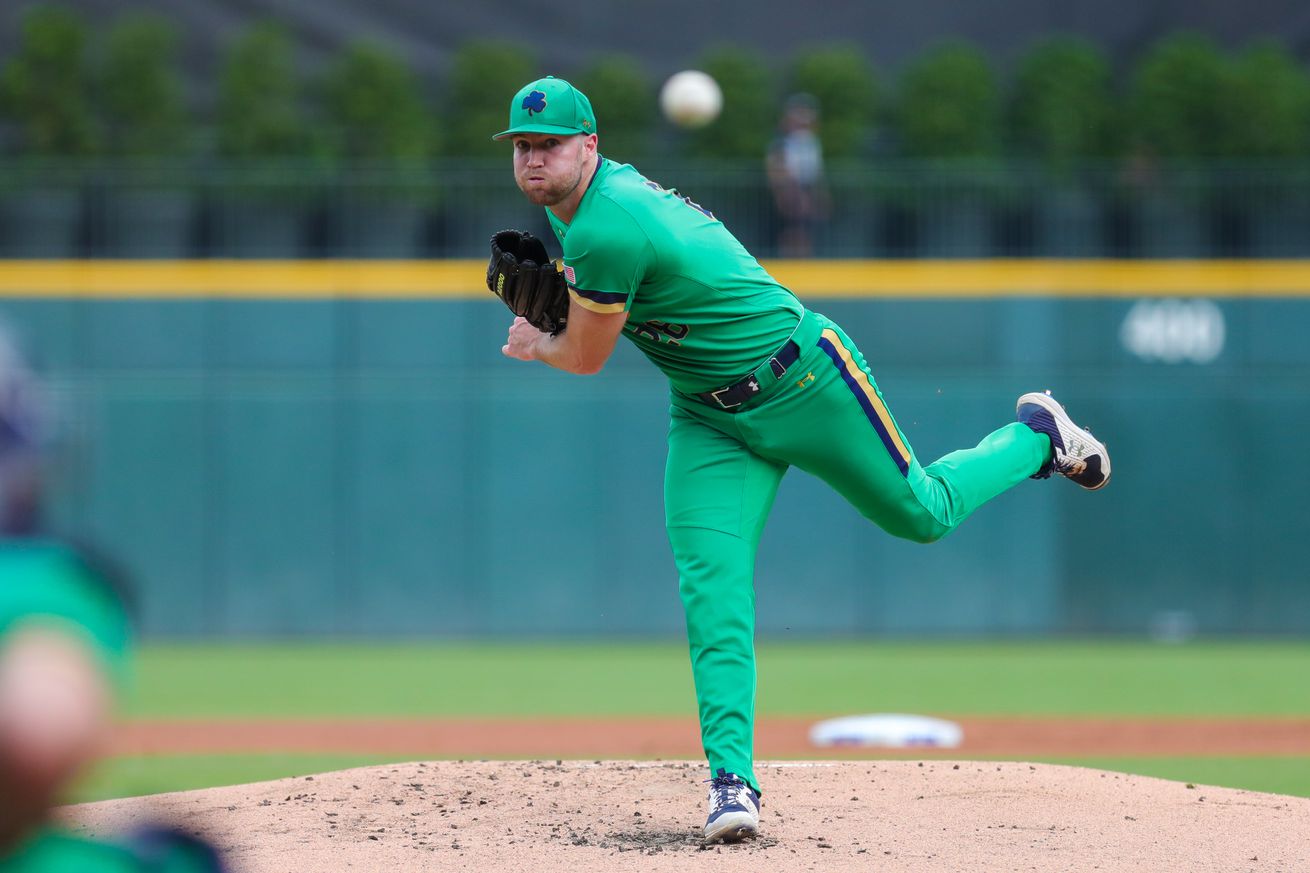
0,261,1305,637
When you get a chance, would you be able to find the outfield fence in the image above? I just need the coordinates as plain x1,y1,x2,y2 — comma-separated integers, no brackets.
1,261,1305,638
2,160,1310,259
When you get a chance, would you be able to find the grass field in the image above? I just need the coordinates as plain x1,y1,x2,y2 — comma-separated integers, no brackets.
72,640,1310,803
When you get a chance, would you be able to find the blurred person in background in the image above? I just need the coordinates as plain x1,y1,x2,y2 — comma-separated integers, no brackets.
765,93,829,258
0,324,47,538
0,325,223,872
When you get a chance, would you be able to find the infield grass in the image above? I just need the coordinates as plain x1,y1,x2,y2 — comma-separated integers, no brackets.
124,640,1310,718
74,640,1310,803
71,754,1310,805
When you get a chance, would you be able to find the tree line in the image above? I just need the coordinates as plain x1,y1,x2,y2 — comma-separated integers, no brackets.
3,5,1309,168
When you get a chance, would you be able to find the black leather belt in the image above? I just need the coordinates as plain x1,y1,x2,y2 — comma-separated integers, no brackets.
695,339,803,410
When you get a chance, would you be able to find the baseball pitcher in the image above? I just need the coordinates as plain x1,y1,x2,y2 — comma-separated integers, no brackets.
489,76,1109,843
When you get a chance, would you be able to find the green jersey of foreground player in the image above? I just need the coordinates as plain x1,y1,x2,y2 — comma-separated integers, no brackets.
494,76,1110,844
0,540,224,872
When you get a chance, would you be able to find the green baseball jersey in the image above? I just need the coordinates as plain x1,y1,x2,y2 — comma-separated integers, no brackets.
0,541,159,873
2,832,144,873
2,830,220,873
0,540,131,685
545,157,804,393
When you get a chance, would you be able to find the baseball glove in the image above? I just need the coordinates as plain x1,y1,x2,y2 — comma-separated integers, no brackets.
487,229,569,334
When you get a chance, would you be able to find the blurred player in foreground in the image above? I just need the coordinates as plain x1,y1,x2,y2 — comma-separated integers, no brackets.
490,77,1110,843
0,326,223,872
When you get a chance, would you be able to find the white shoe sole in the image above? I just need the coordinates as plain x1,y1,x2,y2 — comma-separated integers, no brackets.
1017,391,1111,490
704,810,760,843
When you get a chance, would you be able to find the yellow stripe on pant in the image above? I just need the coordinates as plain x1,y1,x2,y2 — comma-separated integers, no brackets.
817,327,914,474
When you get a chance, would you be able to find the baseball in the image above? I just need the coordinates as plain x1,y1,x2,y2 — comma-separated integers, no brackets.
660,70,723,128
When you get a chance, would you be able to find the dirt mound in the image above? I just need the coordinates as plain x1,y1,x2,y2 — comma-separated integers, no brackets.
58,760,1309,872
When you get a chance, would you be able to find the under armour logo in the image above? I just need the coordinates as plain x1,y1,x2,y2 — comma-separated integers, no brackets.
796,371,815,389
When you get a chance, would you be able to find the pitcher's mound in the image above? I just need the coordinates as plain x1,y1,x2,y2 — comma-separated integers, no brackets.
59,760,1308,871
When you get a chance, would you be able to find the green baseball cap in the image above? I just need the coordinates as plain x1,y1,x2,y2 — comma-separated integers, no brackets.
492,76,598,141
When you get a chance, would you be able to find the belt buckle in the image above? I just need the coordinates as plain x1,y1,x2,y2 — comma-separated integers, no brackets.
709,386,741,409
709,376,762,410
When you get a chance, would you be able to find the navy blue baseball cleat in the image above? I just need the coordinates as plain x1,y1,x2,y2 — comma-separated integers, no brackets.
703,768,760,843
1017,391,1110,490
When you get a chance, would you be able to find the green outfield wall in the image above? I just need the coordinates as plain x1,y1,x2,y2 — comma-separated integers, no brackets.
2,261,1305,638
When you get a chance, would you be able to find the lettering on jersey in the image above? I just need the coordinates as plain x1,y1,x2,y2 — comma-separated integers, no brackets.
522,90,548,116
629,319,690,347
643,180,715,219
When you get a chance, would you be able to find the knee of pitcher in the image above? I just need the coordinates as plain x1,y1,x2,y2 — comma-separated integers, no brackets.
881,514,951,545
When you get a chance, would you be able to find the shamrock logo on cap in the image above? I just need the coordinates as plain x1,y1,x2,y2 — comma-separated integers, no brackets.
522,90,548,116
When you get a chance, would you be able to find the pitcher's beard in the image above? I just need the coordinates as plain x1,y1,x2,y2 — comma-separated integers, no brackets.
520,187,557,206
518,172,582,207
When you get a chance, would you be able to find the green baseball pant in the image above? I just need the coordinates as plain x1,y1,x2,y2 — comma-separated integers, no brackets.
664,311,1050,794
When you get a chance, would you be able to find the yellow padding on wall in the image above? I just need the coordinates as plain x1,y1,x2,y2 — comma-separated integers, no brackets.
2,259,1310,298
765,259,1310,297
0,261,484,298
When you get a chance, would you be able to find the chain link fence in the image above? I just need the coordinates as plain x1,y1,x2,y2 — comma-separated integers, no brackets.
1,159,1308,259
